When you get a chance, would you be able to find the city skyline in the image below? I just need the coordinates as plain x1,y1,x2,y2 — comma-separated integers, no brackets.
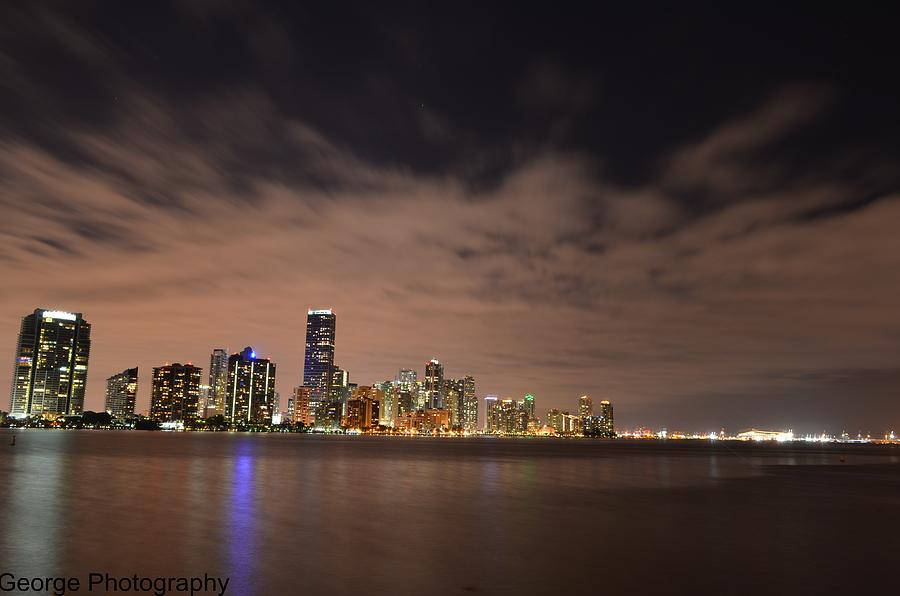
1,4,899,432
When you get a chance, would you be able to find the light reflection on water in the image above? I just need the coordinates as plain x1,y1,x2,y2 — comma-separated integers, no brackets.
1,431,898,595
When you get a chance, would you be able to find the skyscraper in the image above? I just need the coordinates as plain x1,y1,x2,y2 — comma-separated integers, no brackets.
105,367,138,419
598,400,615,437
578,395,593,419
424,358,444,409
292,386,313,426
461,376,478,433
397,368,417,392
206,348,228,417
150,363,202,422
225,347,276,426
304,309,336,408
443,378,463,426
523,393,536,421
484,395,500,433
9,309,91,418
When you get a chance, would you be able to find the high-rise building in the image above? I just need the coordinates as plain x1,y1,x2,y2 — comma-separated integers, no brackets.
206,348,228,417
597,400,615,437
484,395,500,433
289,386,314,426
424,358,444,409
375,381,395,427
150,363,202,422
329,365,349,402
343,385,382,430
105,367,138,419
547,409,564,433
397,369,417,392
499,399,527,434
523,393,536,421
303,309,336,409
225,347,276,426
443,378,463,427
9,309,91,418
461,376,477,432
578,395,593,419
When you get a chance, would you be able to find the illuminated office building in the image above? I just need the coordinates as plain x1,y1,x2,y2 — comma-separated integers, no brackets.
424,358,444,409
150,363,202,422
206,348,228,416
303,309,336,408
225,347,276,426
105,367,138,419
9,309,91,418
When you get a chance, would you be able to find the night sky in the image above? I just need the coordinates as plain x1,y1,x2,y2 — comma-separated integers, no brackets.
2,2,899,432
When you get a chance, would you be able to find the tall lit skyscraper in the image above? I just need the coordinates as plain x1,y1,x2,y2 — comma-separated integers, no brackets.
225,347,276,426
461,376,478,432
303,309,336,408
523,393,536,421
484,395,500,433
424,358,444,409
9,309,91,418
150,363,202,422
105,367,138,419
598,400,615,437
206,348,228,416
443,378,463,426
578,395,593,419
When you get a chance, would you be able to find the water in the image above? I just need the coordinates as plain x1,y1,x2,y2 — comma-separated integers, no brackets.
1,431,899,595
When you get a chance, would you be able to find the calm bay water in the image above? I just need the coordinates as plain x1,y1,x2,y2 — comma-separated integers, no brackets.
1,430,899,595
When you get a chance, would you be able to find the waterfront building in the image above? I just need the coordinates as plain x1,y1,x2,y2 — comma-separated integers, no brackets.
224,347,276,426
598,400,615,437
150,362,202,422
461,376,478,433
344,385,382,430
315,399,343,430
443,378,463,427
396,408,451,434
9,309,91,418
578,395,593,419
375,380,395,426
523,393,536,421
424,358,444,409
303,309,336,410
484,395,500,433
499,399,528,434
206,348,228,417
330,366,349,401
547,409,564,433
105,367,138,419
291,386,313,426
